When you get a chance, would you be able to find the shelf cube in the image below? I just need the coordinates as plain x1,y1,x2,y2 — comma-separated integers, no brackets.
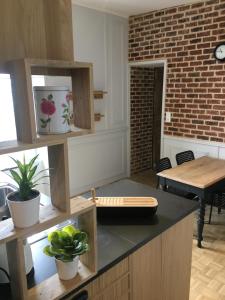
7,58,94,143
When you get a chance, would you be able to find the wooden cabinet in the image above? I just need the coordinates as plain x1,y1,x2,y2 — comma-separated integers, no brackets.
161,213,193,300
130,235,162,300
130,214,193,300
70,214,193,300
67,258,130,300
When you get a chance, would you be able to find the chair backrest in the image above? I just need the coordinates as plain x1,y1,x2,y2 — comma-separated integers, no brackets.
156,157,172,173
176,150,195,165
155,157,172,189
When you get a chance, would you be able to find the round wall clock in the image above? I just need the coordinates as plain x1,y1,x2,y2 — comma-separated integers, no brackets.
214,43,225,61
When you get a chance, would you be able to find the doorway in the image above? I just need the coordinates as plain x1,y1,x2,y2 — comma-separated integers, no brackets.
129,62,165,175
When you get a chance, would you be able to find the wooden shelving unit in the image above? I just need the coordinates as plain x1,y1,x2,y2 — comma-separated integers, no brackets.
0,57,97,300
0,56,97,300
6,197,97,300
0,2,97,299
0,64,97,298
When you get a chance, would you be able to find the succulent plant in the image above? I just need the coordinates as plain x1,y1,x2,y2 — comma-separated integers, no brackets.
43,225,89,262
5,155,48,201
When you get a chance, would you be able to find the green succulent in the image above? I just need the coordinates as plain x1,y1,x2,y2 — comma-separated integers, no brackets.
43,225,89,262
5,155,49,201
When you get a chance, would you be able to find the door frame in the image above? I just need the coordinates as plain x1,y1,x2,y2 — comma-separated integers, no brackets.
127,59,167,176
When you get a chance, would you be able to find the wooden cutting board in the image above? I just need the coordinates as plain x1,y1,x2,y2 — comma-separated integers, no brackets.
93,196,158,207
89,189,158,219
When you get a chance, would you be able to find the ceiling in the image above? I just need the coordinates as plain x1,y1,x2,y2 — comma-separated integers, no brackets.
72,0,201,18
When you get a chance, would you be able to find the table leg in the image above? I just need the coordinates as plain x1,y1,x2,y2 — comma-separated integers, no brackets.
197,197,206,248
159,177,167,191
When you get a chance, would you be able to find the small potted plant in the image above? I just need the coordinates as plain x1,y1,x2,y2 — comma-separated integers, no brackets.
43,225,89,280
5,155,48,228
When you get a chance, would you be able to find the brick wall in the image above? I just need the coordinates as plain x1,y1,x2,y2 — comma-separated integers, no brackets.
129,0,225,143
130,67,154,174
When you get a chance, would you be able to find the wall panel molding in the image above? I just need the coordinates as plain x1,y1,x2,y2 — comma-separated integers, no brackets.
68,129,128,196
163,135,225,166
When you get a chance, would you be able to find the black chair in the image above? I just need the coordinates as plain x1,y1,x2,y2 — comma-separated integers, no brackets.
208,192,225,224
156,156,197,200
155,157,172,188
176,150,195,165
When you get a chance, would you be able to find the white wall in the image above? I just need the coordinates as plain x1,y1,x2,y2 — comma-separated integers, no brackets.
163,135,225,166
68,5,128,196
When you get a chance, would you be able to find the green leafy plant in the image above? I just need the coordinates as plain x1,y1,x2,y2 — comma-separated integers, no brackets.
5,155,48,201
43,225,89,262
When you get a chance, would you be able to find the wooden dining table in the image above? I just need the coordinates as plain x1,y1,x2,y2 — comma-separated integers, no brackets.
157,156,225,248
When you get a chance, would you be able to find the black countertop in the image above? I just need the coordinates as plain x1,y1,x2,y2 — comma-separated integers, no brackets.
2,179,198,299
84,179,198,273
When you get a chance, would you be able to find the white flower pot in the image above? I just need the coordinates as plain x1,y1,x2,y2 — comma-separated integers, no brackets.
7,190,40,228
55,256,79,280
33,86,71,134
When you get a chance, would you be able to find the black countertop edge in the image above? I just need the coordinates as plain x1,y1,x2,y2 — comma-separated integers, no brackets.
61,206,197,299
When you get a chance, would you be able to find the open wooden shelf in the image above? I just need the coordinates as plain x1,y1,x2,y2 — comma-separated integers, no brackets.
0,197,95,245
0,202,67,245
36,128,93,143
6,197,97,300
7,58,94,144
0,138,66,156
27,261,94,300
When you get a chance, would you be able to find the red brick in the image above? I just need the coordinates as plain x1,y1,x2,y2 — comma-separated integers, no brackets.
129,0,225,142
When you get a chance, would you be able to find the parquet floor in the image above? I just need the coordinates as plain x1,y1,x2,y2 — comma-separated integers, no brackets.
130,169,225,300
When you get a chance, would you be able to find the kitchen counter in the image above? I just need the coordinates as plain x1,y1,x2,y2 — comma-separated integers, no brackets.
86,179,198,274
2,179,198,299
34,179,198,295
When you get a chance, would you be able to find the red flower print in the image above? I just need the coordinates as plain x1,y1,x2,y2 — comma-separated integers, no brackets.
40,94,56,116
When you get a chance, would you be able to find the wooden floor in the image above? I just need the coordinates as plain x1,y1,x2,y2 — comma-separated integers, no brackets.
130,169,225,300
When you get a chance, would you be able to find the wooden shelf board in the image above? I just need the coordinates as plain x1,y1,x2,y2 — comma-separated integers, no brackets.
0,203,67,245
27,262,95,300
70,196,95,217
23,58,92,70
0,139,66,155
0,197,95,245
36,128,93,142
0,129,93,155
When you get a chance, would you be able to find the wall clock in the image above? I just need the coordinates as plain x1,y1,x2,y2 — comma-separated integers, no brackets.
214,43,225,61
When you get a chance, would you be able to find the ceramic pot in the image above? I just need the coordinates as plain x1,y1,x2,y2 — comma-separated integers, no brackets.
55,256,79,280
33,86,71,134
6,190,40,228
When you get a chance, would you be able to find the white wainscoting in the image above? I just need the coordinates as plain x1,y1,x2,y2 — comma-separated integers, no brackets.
68,128,128,196
163,135,225,166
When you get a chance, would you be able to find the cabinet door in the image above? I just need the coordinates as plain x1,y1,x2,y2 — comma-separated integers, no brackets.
161,214,193,300
130,214,193,300
101,274,130,300
130,235,162,300
68,258,129,300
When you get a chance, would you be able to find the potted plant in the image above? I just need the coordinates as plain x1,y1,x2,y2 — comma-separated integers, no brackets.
43,225,89,280
5,155,48,228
